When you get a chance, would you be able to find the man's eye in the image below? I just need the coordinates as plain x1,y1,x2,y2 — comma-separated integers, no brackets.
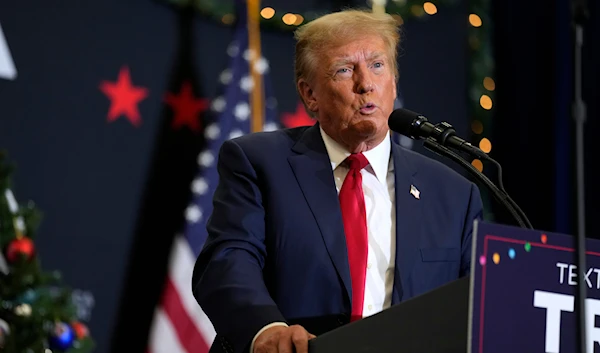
373,62,383,68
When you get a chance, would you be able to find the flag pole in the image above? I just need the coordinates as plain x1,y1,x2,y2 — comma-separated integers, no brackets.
372,0,387,14
247,0,264,133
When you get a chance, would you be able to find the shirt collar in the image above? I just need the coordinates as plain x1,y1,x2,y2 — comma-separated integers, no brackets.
319,126,391,182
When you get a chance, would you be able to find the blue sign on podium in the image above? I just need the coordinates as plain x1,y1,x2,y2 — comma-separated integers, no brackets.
468,221,600,353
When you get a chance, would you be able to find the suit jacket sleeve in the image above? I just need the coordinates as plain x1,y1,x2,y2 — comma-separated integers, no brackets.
460,182,484,277
191,139,286,353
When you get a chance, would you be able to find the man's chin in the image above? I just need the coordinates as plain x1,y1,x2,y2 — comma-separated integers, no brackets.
349,119,379,137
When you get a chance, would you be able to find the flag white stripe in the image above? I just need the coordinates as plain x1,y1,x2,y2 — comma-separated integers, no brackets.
148,309,187,353
0,23,17,80
169,236,217,345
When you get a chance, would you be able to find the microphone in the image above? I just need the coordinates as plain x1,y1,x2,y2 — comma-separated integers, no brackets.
388,108,489,160
388,107,533,230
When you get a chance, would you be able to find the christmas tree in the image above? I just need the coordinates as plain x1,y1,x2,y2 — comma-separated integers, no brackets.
0,152,94,352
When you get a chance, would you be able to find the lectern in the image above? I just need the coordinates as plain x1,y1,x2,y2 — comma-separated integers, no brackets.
308,221,600,353
308,276,469,353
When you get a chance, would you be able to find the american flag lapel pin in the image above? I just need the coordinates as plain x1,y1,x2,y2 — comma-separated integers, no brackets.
410,184,420,200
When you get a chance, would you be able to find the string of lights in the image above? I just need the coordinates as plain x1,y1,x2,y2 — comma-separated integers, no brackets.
160,0,460,29
160,0,495,214
467,0,495,219
468,11,494,170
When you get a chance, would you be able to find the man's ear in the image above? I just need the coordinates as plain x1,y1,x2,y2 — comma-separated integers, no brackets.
297,79,318,113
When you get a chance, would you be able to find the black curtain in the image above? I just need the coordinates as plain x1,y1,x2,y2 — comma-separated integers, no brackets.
490,0,597,237
579,0,600,239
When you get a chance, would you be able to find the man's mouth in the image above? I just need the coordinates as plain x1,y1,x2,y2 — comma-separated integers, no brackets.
359,103,377,114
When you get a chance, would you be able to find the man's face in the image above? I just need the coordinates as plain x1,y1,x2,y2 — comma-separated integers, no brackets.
299,36,397,152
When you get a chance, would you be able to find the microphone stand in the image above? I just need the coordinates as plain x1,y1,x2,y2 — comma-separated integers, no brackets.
478,155,533,229
422,138,532,230
572,0,589,351
419,119,532,229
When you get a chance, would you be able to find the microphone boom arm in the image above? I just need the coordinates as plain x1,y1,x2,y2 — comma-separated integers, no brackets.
423,138,532,229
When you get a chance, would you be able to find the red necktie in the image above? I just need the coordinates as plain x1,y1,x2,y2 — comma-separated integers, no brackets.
339,153,369,322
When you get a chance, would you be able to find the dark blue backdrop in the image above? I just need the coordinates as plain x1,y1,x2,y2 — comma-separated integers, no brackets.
490,0,598,236
0,1,473,352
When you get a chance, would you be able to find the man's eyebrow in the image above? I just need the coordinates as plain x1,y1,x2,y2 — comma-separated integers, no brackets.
366,52,386,60
330,52,387,68
330,57,354,68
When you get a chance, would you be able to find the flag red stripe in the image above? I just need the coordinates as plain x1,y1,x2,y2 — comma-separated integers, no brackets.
162,278,210,353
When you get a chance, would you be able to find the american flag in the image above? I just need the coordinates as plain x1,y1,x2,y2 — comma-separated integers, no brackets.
147,4,280,352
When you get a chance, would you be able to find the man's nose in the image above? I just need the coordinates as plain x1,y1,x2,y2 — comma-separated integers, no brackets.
355,69,375,94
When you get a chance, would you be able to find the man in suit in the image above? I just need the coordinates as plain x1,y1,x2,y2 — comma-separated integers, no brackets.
192,9,483,353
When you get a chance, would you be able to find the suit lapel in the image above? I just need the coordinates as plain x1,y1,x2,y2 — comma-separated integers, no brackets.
391,143,422,305
288,124,352,306
287,128,422,307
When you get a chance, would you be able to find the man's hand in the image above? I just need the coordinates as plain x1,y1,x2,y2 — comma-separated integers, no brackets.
253,325,316,353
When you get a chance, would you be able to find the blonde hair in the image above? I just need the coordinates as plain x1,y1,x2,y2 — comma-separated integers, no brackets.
294,9,402,90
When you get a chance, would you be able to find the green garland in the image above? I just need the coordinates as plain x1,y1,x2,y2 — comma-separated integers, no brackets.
160,0,461,30
467,0,495,220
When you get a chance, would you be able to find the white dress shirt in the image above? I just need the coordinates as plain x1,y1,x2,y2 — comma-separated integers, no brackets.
250,128,396,352
320,127,396,316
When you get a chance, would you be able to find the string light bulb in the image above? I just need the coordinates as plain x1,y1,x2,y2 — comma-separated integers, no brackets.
423,2,438,15
294,14,304,25
479,94,493,110
410,5,425,17
483,77,495,91
260,7,275,19
472,159,483,172
282,13,297,25
469,14,482,27
222,13,235,24
472,120,484,134
479,138,492,153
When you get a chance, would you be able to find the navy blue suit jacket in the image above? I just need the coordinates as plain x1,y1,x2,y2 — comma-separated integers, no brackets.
191,124,483,353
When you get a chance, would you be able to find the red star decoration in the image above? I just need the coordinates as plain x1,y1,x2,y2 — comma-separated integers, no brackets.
99,66,148,127
281,102,316,128
164,81,209,132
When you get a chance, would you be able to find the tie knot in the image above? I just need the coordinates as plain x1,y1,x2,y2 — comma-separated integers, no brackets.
344,153,369,171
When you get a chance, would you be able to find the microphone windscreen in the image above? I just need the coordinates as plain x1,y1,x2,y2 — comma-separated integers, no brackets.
388,108,423,136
